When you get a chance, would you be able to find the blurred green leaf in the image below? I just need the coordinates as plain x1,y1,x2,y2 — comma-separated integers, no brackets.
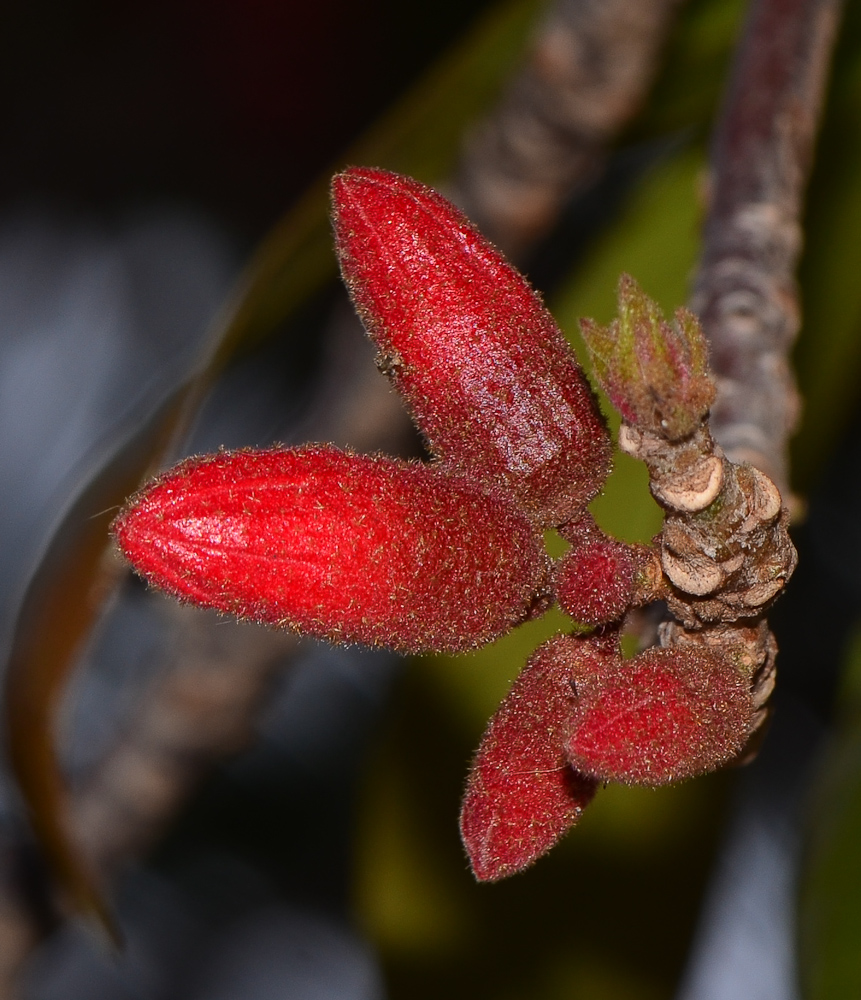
355,736,472,958
792,0,861,490
633,0,745,140
4,403,183,944
800,731,861,996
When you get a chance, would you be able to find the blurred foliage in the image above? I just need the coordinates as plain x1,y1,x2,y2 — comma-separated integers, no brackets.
633,0,747,140
800,626,861,1000
215,0,545,363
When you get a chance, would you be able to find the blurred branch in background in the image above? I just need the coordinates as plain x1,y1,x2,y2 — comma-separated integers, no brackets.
454,0,683,257
690,0,842,497
71,608,299,884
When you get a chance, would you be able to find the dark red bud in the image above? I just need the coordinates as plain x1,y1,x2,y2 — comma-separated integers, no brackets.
566,647,753,785
113,446,549,654
555,540,637,625
331,167,611,527
460,636,604,881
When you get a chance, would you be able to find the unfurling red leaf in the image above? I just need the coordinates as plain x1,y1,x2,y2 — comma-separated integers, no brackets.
579,273,716,440
113,446,549,654
460,636,604,881
331,167,611,527
566,646,753,785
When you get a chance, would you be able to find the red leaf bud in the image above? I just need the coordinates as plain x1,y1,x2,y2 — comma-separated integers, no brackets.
460,636,601,881
555,537,664,626
331,167,611,527
566,647,753,785
113,447,549,654
555,540,637,625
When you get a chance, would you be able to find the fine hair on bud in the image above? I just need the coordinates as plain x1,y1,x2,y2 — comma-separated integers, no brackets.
331,167,611,527
566,647,753,785
460,636,606,881
113,446,550,654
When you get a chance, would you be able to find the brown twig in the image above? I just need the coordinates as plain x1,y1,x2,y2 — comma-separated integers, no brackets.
621,416,793,745
70,603,298,879
452,0,684,257
580,275,797,754
689,0,843,498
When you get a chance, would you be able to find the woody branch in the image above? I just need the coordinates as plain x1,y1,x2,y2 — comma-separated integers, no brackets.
689,0,843,498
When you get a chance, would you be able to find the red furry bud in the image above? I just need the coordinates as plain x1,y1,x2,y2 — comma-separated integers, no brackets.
331,167,611,527
566,647,753,785
556,540,638,625
555,538,663,626
460,636,602,881
113,447,548,654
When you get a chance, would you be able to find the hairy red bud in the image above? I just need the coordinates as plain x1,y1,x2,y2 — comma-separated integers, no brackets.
460,636,602,882
113,447,549,653
555,540,638,625
566,647,753,785
556,538,664,625
331,167,611,527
